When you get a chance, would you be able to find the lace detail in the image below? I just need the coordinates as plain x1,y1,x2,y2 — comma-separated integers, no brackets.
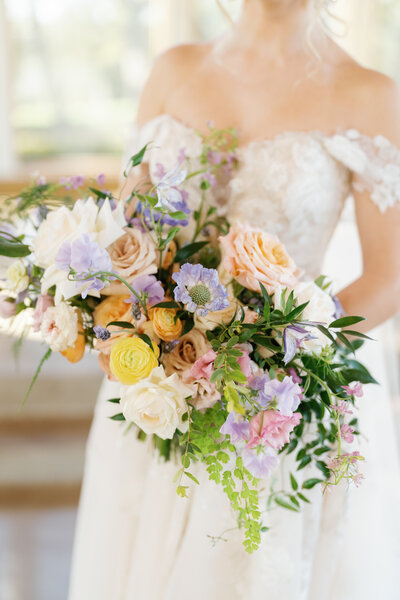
124,115,400,277
323,129,400,213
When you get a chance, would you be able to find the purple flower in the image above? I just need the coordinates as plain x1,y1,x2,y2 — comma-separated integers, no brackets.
204,169,217,187
55,234,114,298
220,412,250,445
178,147,186,164
262,376,302,416
172,263,229,317
59,175,85,190
250,374,272,409
340,423,355,444
207,150,222,165
342,383,363,399
283,324,311,364
155,162,188,211
154,163,166,179
288,367,302,384
242,445,278,479
125,274,165,308
96,173,106,186
333,295,345,319
136,191,191,228
93,325,111,341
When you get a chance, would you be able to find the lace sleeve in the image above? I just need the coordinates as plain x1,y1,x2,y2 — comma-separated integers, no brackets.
323,129,400,212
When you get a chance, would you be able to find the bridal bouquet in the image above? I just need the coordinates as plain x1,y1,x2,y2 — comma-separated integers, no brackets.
0,126,375,552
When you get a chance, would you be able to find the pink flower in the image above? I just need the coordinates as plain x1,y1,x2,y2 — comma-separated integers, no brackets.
288,367,302,384
237,350,252,381
190,349,217,381
247,410,302,451
96,173,106,186
0,296,16,318
342,382,363,398
32,294,54,332
353,473,365,487
343,451,361,464
331,400,353,415
340,423,355,444
219,223,298,294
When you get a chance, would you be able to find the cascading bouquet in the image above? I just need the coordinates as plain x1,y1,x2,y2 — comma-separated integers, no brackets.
0,125,376,552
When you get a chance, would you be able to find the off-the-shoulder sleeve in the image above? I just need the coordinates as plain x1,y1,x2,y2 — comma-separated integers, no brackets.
324,129,400,212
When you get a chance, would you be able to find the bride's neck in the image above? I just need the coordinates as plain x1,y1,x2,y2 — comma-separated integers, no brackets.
233,0,318,59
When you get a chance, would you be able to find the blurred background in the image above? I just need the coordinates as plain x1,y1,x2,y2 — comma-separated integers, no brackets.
0,1,399,599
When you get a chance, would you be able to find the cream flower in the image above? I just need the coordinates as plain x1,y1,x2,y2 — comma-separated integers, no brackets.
6,260,29,294
162,328,211,377
40,303,78,352
120,366,193,439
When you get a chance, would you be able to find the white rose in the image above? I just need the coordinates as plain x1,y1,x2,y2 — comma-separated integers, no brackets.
275,281,336,352
35,198,126,302
40,302,78,351
120,366,193,439
6,260,29,294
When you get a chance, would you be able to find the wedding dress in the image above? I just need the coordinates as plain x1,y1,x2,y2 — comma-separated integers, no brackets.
68,114,400,600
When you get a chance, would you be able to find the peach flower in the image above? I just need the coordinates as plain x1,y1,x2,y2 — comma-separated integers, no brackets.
61,313,86,363
93,295,134,354
162,328,211,377
149,307,183,342
103,227,158,295
98,352,118,381
219,223,298,294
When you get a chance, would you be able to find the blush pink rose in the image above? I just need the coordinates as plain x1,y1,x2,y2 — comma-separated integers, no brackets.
247,410,302,450
219,223,299,293
190,349,217,381
32,294,54,332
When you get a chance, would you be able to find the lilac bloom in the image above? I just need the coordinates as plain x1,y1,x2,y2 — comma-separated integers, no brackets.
59,175,85,190
155,162,188,211
250,374,272,409
55,234,114,298
204,169,217,187
333,295,345,319
96,173,106,186
262,376,302,417
342,382,363,399
125,274,165,308
154,163,166,179
242,445,278,479
93,325,111,341
207,150,222,165
220,412,250,445
283,324,311,364
172,263,229,317
136,191,191,228
288,367,302,384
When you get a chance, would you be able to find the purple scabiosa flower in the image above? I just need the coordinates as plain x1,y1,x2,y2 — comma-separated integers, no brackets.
55,233,114,298
220,412,250,445
155,162,188,211
207,150,222,165
342,382,363,399
93,325,111,341
125,274,165,308
282,324,311,364
172,263,229,317
262,376,302,417
242,445,278,479
250,374,271,409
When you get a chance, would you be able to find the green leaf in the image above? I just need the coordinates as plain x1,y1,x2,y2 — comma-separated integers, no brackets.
259,282,272,306
174,241,208,263
341,367,378,385
184,471,200,485
124,143,148,175
297,455,312,470
109,413,126,421
302,478,323,489
260,526,270,533
107,398,121,404
159,227,180,250
297,492,311,503
22,348,52,407
181,317,194,336
0,236,31,258
152,301,180,309
176,485,188,498
168,211,188,220
329,316,365,328
106,320,135,329
339,330,373,341
316,325,337,344
290,473,299,491
336,332,355,354
137,333,154,349
274,496,300,512
88,187,110,200
285,301,310,320
181,455,190,468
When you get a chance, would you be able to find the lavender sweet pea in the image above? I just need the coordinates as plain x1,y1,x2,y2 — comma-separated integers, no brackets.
261,376,303,417
155,162,188,212
172,263,229,317
242,445,278,479
220,412,250,445
125,274,165,308
283,324,312,364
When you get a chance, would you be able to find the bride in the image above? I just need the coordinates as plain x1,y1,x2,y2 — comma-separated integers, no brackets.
68,1,400,598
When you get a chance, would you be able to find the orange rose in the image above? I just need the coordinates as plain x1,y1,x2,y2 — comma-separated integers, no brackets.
93,295,134,354
61,313,85,363
162,240,177,269
150,307,183,342
219,223,299,294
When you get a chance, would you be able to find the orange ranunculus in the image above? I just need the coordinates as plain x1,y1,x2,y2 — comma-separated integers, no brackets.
61,313,85,363
150,307,183,342
219,223,299,294
93,295,135,354
162,240,177,269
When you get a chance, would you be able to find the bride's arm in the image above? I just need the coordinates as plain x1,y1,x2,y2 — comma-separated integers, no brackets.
336,76,400,333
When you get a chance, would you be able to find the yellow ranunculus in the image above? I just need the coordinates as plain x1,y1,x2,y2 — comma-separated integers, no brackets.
150,307,183,342
109,336,160,385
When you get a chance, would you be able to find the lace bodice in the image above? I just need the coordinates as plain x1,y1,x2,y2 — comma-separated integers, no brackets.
128,114,400,277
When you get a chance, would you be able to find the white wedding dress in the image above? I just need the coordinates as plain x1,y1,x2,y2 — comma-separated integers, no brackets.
68,115,400,600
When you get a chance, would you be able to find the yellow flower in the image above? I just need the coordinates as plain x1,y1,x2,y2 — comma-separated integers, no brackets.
150,307,183,342
110,336,160,385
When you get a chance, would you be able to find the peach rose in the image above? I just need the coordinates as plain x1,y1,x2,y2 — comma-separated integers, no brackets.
61,313,86,363
149,307,183,342
219,223,299,294
103,227,158,295
162,328,211,377
162,240,177,269
98,352,118,381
